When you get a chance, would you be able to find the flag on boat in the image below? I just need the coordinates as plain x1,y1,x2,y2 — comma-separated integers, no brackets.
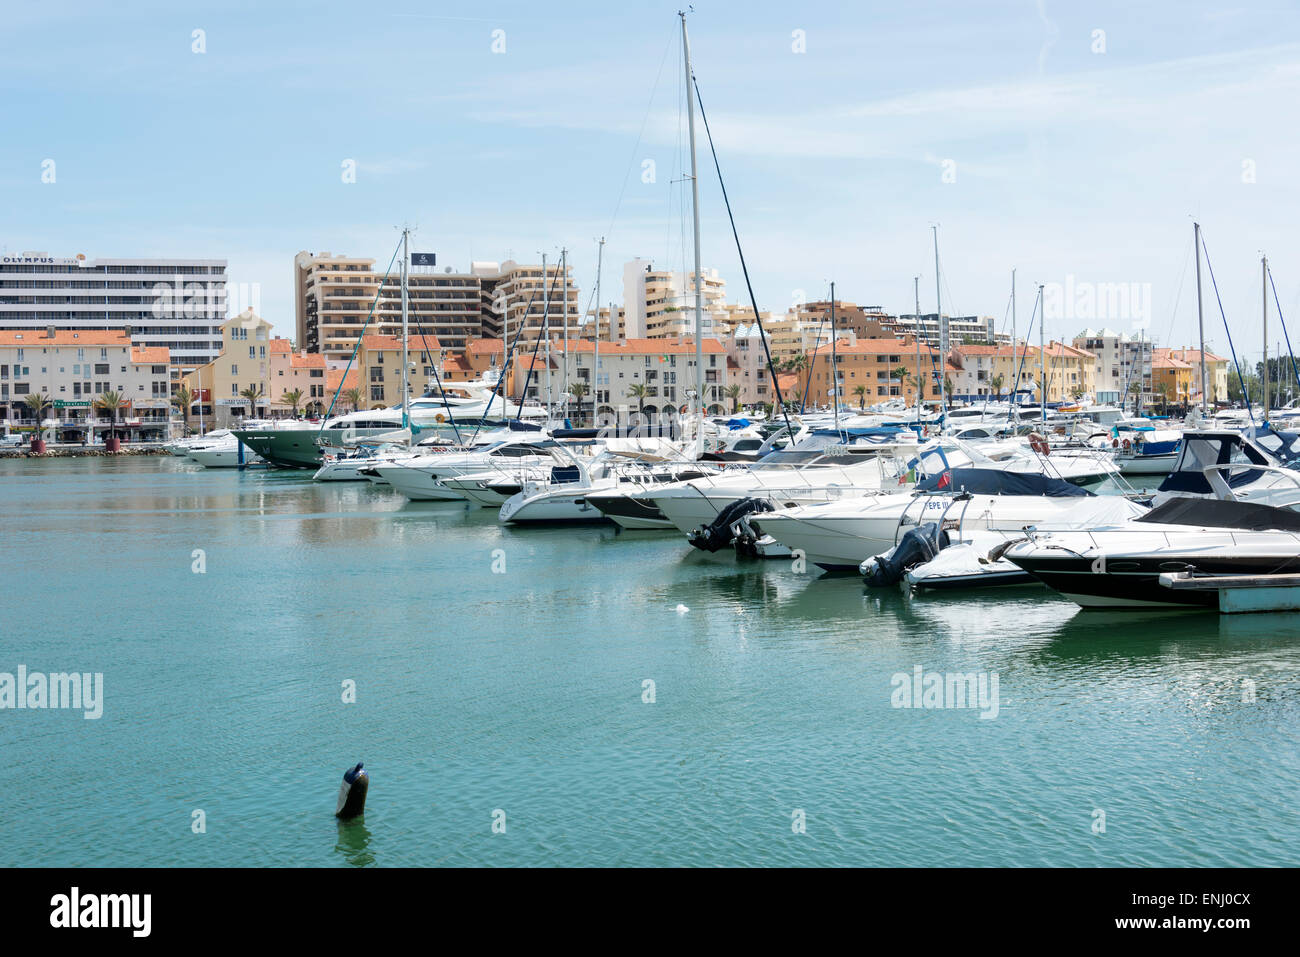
937,470,952,489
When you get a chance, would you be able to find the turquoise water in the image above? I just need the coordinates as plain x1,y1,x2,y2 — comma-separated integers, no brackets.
2,455,1297,867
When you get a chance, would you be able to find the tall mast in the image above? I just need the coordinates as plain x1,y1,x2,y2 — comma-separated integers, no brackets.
594,238,604,426
830,281,839,427
914,276,922,423
561,246,569,417
1263,254,1269,418
400,226,410,430
1038,283,1046,423
542,251,551,417
1010,269,1017,407
932,226,946,416
681,11,704,422
1194,222,1207,419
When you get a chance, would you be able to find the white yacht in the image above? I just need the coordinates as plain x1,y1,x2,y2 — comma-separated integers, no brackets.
754,468,1147,571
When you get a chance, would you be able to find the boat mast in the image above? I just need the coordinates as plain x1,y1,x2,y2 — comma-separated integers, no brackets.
681,11,704,424
1194,221,1207,419
914,276,922,424
830,281,839,427
1010,269,1016,408
542,251,551,417
561,246,569,419
1038,283,1046,424
1263,254,1269,419
594,237,604,427
932,226,946,417
401,226,410,430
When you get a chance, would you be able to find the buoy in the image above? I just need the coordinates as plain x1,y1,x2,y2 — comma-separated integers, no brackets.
335,762,369,820
675,603,689,615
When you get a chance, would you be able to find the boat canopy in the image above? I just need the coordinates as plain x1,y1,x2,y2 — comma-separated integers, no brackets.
915,468,1093,497
1137,496,1300,532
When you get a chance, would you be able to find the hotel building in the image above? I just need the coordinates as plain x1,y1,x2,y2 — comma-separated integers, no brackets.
294,252,580,359
0,252,227,378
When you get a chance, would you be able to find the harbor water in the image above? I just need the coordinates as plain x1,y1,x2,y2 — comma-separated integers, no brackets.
2,455,1297,867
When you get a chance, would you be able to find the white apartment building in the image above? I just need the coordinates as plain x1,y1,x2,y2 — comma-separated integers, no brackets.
1072,328,1153,404
0,329,172,439
892,313,999,347
295,251,580,358
504,337,731,416
0,252,227,377
622,259,728,339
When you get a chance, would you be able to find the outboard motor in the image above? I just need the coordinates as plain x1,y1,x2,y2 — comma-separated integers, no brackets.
862,522,949,587
687,497,775,552
335,762,369,820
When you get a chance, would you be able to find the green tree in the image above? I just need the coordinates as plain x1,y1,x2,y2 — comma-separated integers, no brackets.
171,384,194,434
627,383,648,416
853,383,867,409
239,384,263,420
724,383,742,414
93,391,129,437
343,387,364,413
282,388,304,418
568,381,590,426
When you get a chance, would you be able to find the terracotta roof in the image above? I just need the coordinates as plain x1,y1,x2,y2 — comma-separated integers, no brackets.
775,373,800,392
0,330,131,346
1152,354,1193,370
467,338,507,355
443,355,474,373
360,334,442,351
130,346,170,363
326,367,359,392
290,352,327,370
809,338,919,356
270,338,293,354
1157,347,1226,364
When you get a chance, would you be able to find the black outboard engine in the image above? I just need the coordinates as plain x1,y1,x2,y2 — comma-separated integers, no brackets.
335,762,369,820
687,498,775,552
862,522,949,587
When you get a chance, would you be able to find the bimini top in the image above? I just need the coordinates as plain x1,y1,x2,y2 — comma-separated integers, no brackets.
915,468,1093,497
809,426,905,440
1137,496,1300,532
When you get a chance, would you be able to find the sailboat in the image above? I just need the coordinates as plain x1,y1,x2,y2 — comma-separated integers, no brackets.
236,229,542,469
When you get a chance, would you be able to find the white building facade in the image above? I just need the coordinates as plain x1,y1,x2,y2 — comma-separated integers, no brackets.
0,252,227,378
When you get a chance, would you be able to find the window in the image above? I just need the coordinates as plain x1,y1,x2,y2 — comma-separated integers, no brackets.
94,363,109,375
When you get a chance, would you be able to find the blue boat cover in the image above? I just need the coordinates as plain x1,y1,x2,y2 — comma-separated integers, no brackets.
914,468,1093,497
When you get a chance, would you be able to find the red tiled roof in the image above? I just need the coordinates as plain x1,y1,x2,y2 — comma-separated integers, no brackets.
326,367,359,392
360,334,442,351
130,346,170,363
290,352,327,370
270,338,293,354
0,330,130,346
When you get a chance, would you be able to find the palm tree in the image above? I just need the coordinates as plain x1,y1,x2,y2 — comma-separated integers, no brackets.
93,390,129,440
22,391,51,427
568,381,590,426
724,383,742,413
989,374,1004,398
1155,381,1170,415
171,384,194,434
890,366,909,384
238,385,263,420
853,383,867,409
943,375,954,400
627,383,649,416
343,387,364,413
1128,380,1142,414
282,388,304,418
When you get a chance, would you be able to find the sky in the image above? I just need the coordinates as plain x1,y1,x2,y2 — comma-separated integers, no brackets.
5,0,1300,366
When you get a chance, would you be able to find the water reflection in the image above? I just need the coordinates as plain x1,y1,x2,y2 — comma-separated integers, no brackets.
334,818,374,867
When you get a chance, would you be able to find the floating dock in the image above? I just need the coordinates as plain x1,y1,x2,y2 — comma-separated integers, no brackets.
1158,571,1300,614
